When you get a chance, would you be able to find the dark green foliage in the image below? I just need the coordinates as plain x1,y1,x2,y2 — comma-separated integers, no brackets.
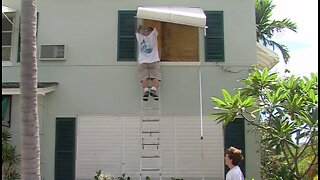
118,173,130,180
2,129,21,180
94,170,102,180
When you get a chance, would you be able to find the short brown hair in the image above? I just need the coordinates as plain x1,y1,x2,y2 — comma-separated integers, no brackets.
146,27,153,32
225,146,244,166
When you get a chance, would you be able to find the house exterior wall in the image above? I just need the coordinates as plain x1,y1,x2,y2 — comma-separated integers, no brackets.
2,0,260,179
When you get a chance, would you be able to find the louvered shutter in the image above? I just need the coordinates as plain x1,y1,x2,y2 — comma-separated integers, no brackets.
55,118,76,180
117,11,137,61
224,118,246,177
205,11,224,62
2,95,11,127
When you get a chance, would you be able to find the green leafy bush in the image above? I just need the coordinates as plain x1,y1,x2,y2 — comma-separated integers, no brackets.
2,129,21,180
94,171,131,180
94,170,114,180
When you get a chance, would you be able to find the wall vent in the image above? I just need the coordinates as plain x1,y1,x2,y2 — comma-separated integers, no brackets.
39,45,66,60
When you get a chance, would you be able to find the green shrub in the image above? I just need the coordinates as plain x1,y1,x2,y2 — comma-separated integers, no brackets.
2,129,21,180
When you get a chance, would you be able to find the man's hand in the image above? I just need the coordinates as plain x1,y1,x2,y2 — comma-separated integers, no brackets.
137,25,143,33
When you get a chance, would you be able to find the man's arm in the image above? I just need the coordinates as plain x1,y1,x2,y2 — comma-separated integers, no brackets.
136,25,143,34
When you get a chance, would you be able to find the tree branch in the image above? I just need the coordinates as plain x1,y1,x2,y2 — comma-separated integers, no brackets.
281,141,297,178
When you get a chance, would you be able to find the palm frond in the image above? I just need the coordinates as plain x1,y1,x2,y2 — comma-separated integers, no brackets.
255,0,297,64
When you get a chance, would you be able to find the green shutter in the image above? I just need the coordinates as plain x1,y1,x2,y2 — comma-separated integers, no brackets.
2,96,10,120
55,118,76,180
224,118,246,177
205,11,224,62
36,12,39,37
17,21,21,62
18,12,39,62
117,11,137,61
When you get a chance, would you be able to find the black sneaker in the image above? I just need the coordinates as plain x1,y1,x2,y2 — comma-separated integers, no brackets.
150,90,159,101
143,91,149,101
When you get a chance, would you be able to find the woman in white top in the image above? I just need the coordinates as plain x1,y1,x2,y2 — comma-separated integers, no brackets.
224,146,245,180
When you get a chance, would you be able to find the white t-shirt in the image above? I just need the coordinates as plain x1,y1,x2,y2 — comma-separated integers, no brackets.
226,166,244,180
136,28,160,64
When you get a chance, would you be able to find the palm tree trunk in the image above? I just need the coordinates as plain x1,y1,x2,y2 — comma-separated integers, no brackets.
20,0,41,179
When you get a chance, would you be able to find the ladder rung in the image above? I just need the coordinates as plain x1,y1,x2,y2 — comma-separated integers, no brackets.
142,143,159,146
142,119,159,122
142,107,159,110
141,168,160,171
142,131,159,134
142,155,160,158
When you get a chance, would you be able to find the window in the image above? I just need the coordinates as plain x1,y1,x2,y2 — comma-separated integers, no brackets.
117,10,224,62
2,16,14,62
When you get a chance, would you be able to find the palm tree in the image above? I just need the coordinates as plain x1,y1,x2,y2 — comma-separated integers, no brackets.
19,0,41,179
255,0,297,64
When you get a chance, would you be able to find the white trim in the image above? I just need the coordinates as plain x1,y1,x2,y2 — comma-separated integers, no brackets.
2,61,13,66
2,6,17,13
2,85,58,95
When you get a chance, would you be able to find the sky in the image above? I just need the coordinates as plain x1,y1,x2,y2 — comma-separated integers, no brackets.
270,0,318,77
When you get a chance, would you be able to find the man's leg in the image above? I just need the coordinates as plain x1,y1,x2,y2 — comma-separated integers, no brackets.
151,78,159,88
141,79,149,101
149,62,161,101
150,78,159,101
139,63,150,101
141,79,149,89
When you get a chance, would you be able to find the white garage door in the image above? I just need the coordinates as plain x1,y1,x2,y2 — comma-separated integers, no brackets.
76,115,224,180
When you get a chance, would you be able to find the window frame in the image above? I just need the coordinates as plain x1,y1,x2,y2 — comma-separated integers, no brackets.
2,13,16,66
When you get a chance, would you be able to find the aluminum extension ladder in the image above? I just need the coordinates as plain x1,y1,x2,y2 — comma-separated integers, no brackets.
139,89,162,180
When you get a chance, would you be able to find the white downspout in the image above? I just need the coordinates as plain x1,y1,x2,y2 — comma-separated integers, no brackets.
199,67,204,180
199,68,204,139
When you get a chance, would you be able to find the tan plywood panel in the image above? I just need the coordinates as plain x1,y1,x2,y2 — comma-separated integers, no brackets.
143,20,198,62
162,23,198,62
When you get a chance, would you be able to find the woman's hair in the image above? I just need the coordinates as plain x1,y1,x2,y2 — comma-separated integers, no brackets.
225,146,244,166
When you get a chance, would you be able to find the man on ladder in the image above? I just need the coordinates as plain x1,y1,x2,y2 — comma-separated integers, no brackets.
136,25,161,101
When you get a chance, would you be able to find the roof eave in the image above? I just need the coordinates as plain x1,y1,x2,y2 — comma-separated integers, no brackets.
256,42,279,69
